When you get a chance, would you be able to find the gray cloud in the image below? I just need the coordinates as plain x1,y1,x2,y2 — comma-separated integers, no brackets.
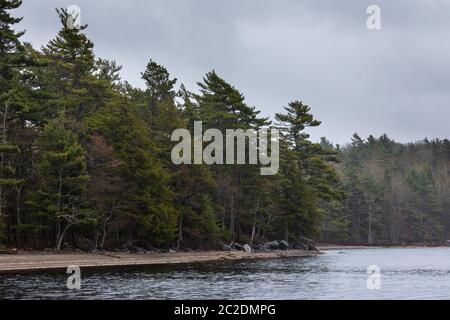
15,0,450,144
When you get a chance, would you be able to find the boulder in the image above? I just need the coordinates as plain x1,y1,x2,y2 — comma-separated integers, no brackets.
232,243,243,251
293,243,309,250
252,244,261,251
295,237,318,251
264,240,280,250
278,240,289,250
253,244,269,253
222,244,232,251
129,246,147,254
243,244,252,253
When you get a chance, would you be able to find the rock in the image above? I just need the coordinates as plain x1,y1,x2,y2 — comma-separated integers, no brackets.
293,243,308,250
252,244,267,253
129,246,147,254
222,244,232,251
264,241,280,250
295,237,318,251
243,244,252,253
278,240,289,250
232,243,243,251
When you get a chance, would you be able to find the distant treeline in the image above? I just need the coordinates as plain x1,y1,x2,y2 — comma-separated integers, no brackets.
320,135,450,245
0,2,343,250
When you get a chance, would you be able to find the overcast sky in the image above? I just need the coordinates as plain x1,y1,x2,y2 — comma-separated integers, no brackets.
14,0,450,144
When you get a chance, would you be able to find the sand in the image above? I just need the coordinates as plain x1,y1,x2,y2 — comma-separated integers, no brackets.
0,249,320,274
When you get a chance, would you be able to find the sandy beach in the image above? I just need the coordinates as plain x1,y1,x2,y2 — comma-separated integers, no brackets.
0,249,321,274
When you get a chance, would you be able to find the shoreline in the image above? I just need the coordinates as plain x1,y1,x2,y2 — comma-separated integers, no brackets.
2,245,447,274
0,249,320,274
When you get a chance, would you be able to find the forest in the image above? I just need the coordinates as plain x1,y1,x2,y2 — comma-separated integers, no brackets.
320,135,450,245
1,1,449,251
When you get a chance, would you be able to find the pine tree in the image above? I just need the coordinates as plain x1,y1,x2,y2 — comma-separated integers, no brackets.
194,70,269,131
141,59,177,106
42,9,110,123
275,101,344,240
0,0,27,226
140,61,219,248
29,113,90,250
191,71,270,240
88,98,177,246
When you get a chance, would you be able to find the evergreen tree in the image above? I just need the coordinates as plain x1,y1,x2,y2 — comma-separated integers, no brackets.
29,113,90,250
140,59,177,123
275,101,344,240
88,98,177,246
191,71,270,241
0,0,27,233
41,9,110,123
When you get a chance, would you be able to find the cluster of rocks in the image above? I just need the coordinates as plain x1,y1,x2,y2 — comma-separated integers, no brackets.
113,245,180,254
221,237,318,253
58,237,318,254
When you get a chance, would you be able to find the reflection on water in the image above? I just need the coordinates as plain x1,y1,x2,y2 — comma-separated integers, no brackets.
2,248,450,299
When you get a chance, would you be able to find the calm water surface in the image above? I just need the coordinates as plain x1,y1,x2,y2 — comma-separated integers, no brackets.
2,247,450,299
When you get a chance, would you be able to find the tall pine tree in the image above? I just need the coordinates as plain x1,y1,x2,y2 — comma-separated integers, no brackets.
0,0,27,235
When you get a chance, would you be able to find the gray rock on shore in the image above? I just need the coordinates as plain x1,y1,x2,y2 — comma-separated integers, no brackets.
264,240,280,250
293,237,318,251
232,243,243,251
129,246,148,254
278,240,289,250
222,244,232,251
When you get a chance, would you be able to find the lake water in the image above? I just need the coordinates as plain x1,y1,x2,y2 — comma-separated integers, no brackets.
1,247,450,299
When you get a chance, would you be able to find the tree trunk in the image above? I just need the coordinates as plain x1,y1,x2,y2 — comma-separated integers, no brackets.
0,104,8,218
250,220,256,246
56,223,71,250
100,226,107,249
94,229,99,249
230,195,235,236
249,198,261,246
16,185,22,225
368,204,373,245
177,212,183,248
